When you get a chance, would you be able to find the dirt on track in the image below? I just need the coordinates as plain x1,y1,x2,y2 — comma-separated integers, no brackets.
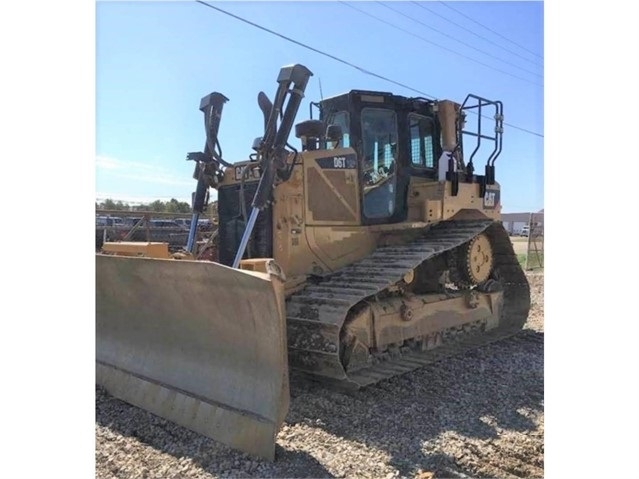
96,272,544,479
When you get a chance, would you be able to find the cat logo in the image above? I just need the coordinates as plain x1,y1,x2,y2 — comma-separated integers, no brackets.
483,189,500,209
234,165,261,181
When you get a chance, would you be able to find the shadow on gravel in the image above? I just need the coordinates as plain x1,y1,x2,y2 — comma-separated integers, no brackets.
95,386,335,478
287,328,544,478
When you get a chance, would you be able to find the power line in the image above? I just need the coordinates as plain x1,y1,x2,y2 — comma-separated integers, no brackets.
195,1,543,138
411,1,543,68
378,2,542,78
342,2,542,87
439,1,543,61
499,122,543,138
195,0,437,100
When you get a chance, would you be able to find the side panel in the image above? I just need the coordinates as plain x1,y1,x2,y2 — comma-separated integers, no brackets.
271,149,379,278
304,148,360,226
406,179,501,223
300,148,378,273
271,159,326,279
96,255,288,459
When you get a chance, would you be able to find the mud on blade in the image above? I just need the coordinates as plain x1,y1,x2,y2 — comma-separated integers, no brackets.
96,254,289,460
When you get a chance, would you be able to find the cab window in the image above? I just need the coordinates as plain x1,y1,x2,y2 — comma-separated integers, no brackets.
409,113,435,169
329,111,350,148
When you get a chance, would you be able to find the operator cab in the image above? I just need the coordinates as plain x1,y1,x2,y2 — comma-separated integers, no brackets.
312,90,447,225
303,90,503,226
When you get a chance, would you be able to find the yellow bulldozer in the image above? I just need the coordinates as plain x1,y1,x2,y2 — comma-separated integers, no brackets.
96,64,530,460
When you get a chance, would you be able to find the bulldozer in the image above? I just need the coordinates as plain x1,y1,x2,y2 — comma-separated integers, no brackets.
96,64,530,460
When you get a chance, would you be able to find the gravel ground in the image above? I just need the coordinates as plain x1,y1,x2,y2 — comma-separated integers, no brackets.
96,272,544,479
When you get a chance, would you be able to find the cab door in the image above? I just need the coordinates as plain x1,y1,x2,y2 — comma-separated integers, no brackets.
359,107,402,224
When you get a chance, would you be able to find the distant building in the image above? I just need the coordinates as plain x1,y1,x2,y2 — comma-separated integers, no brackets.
501,209,544,235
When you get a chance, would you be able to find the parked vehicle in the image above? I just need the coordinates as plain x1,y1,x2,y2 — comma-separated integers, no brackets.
96,216,127,249
174,218,191,228
96,216,124,227
149,219,185,229
123,217,144,227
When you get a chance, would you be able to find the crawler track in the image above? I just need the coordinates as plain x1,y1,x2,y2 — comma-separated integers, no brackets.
286,220,531,387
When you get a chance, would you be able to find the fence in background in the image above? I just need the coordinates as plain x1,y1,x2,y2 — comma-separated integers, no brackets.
525,212,544,270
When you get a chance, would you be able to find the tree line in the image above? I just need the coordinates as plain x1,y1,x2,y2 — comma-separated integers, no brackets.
96,198,192,213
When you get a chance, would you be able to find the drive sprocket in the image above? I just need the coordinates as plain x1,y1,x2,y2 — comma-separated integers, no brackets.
456,233,493,285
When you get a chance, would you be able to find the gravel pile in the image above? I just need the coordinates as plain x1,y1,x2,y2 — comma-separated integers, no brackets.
96,272,544,478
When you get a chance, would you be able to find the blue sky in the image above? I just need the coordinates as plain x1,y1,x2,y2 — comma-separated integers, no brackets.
96,1,543,212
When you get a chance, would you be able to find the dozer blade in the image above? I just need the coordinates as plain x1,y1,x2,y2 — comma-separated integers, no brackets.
96,254,289,460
